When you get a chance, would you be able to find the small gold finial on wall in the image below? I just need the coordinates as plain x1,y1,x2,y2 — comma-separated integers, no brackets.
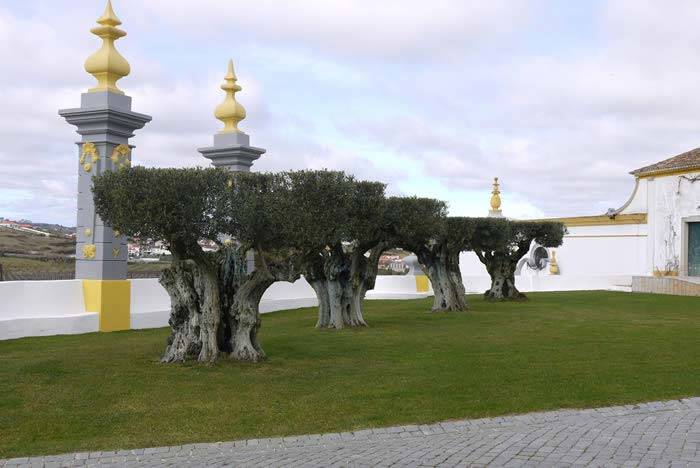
214,59,247,134
84,0,131,94
490,177,502,211
549,249,560,275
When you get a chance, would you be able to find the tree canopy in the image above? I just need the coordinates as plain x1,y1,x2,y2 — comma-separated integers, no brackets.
92,165,569,362
470,218,566,300
93,167,226,259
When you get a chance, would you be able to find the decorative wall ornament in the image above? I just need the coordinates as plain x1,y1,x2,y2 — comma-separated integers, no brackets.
113,229,120,237
112,247,121,258
81,142,99,166
83,162,93,173
111,144,131,169
83,244,97,259
515,242,550,275
549,250,560,275
84,228,93,237
82,142,98,157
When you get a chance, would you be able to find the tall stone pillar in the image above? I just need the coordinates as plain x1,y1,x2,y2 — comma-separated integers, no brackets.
59,0,151,331
198,60,265,172
199,60,264,272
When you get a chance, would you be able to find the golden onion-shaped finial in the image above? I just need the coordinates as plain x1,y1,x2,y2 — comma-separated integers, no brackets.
84,0,131,94
549,249,560,275
490,177,502,211
214,59,247,133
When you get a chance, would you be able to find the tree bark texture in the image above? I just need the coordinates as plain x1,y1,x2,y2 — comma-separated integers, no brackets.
159,248,299,363
476,251,526,301
307,243,387,329
159,259,221,363
227,254,300,362
417,246,468,312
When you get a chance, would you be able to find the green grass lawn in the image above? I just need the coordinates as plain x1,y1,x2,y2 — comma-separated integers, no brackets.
1,291,699,458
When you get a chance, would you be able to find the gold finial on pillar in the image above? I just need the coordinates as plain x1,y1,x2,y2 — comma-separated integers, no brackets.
549,249,560,275
490,177,502,211
214,59,247,134
84,0,131,94
488,177,503,217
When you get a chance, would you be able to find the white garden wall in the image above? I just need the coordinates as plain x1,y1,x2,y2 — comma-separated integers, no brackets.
0,271,631,341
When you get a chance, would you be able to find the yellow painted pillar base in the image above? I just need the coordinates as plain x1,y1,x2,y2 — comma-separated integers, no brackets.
82,280,131,332
415,275,430,293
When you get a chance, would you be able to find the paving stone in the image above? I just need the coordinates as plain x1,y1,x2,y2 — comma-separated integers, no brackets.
3,397,700,467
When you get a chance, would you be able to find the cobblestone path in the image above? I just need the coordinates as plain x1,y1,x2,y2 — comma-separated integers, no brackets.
2,398,699,467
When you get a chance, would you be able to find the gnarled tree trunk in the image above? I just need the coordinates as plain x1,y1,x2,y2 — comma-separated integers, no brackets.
304,256,334,328
308,247,353,329
160,259,221,363
308,243,386,329
229,269,273,362
479,251,526,301
347,242,386,325
417,247,468,312
309,278,331,328
159,247,299,364
227,249,300,361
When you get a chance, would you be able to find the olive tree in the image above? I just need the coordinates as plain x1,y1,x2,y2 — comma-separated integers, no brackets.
93,167,301,363
215,171,302,361
470,219,566,300
285,170,387,329
386,197,474,312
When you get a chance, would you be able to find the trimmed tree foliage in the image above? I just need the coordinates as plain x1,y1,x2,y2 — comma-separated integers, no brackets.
93,167,301,363
471,219,566,301
285,170,387,329
385,196,473,312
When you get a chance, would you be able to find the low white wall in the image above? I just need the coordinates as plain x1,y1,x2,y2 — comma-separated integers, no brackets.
130,276,430,329
459,224,649,278
130,278,171,329
463,274,631,294
0,279,84,319
367,275,429,299
0,272,631,341
0,280,95,340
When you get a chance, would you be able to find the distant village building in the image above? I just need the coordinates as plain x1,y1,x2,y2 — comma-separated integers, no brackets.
379,254,408,274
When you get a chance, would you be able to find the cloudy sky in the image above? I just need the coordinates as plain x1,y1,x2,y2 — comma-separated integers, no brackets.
2,0,700,226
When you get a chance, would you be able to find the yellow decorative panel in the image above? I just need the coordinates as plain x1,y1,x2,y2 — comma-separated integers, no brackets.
82,280,131,332
415,275,430,293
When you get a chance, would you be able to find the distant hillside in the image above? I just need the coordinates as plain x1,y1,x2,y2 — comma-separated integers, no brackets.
0,228,74,258
32,223,76,236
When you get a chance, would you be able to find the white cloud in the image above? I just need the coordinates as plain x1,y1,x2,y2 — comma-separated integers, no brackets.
138,0,528,60
4,0,700,225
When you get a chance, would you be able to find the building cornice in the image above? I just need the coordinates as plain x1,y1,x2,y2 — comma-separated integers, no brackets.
634,167,700,179
543,213,647,227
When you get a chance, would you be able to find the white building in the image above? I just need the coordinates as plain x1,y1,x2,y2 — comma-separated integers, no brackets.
461,149,700,293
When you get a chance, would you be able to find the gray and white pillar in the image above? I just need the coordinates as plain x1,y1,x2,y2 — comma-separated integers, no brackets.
60,92,151,280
